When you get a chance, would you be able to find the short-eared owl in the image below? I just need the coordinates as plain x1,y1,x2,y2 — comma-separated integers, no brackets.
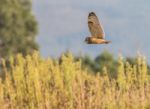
85,12,111,44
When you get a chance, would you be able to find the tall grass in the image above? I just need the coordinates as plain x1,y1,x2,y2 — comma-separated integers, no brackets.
0,52,150,109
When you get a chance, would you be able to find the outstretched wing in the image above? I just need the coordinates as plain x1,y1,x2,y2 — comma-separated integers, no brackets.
88,12,105,39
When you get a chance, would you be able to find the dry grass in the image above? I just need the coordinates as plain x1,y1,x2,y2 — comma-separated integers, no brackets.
0,51,150,109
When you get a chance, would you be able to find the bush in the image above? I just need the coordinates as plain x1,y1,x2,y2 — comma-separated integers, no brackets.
0,52,150,109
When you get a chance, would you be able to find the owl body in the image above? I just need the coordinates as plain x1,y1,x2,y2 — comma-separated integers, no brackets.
85,37,110,44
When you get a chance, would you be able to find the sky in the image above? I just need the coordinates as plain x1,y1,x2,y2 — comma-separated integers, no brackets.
32,0,150,60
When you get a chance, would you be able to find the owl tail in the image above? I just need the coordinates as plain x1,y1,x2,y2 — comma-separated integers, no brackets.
105,40,111,44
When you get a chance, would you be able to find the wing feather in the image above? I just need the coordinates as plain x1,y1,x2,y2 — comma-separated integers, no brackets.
88,12,105,39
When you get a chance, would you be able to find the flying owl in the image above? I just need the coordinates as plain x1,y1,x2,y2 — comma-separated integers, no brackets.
85,12,111,44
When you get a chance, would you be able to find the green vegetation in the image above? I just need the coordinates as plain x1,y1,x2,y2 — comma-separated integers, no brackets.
79,51,150,77
0,52,150,109
80,51,118,76
0,0,38,58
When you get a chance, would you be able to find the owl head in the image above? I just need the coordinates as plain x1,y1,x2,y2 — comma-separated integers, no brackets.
85,37,90,43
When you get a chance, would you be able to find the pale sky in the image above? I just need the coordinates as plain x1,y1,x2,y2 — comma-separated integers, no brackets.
32,0,150,60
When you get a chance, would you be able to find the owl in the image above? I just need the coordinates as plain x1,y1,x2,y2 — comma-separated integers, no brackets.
85,12,111,44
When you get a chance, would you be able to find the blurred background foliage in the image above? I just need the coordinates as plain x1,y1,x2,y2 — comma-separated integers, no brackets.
0,0,38,59
76,50,150,77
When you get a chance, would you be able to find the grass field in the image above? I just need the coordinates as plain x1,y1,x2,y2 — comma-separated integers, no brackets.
0,52,150,109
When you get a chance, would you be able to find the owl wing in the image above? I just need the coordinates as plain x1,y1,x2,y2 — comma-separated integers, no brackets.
88,12,105,39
